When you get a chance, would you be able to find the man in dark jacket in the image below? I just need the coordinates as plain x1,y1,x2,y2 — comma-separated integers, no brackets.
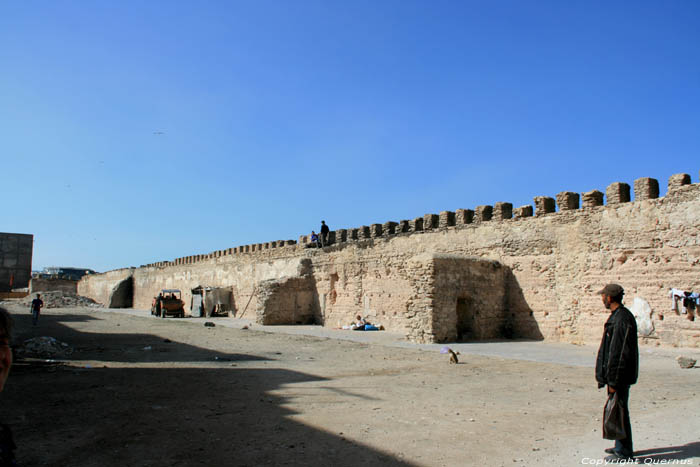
595,284,638,462
320,221,330,247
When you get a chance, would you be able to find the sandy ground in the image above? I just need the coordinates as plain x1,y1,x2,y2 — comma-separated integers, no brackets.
1,303,699,467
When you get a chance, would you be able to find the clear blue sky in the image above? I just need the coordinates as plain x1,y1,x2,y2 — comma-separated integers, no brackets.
1,1,698,272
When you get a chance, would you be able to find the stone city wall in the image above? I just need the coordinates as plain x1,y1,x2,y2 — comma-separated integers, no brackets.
79,172,700,347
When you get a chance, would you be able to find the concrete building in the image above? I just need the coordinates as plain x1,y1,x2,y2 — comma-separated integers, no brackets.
0,232,33,292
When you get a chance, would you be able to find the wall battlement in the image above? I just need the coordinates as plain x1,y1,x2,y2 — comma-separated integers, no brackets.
81,169,700,347
144,172,697,271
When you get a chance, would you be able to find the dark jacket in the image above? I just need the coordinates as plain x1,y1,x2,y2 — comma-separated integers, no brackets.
596,305,639,388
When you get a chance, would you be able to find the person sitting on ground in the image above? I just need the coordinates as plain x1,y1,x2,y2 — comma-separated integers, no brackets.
352,315,368,331
0,307,18,466
310,231,320,248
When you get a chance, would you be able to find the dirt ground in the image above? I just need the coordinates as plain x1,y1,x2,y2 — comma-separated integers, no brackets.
1,303,699,467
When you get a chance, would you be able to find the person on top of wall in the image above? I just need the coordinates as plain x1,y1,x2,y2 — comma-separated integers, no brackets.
0,307,18,466
320,221,330,247
30,294,43,326
595,284,639,462
310,231,320,248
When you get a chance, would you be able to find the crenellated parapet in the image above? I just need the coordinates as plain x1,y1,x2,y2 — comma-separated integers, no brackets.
143,171,697,269
296,171,697,250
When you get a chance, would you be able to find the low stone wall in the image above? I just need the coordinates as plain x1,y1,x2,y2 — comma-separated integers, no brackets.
30,278,78,295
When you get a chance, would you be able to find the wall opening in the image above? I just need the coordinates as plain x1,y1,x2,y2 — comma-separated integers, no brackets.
108,276,133,308
456,297,475,341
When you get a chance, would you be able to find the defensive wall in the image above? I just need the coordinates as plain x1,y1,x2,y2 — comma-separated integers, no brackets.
79,172,700,347
0,233,33,292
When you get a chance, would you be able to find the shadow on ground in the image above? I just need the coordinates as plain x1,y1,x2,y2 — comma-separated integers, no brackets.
635,442,700,463
2,309,416,467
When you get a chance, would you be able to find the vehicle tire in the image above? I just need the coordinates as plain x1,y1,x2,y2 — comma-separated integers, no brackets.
161,311,166,318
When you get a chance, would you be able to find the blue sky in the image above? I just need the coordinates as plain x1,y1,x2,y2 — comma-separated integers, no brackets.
1,1,698,272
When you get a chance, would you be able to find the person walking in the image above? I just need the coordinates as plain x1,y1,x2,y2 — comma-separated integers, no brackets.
30,294,43,326
320,221,330,247
595,284,638,462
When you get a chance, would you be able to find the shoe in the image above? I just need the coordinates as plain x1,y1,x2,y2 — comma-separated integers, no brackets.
605,447,616,454
604,452,635,463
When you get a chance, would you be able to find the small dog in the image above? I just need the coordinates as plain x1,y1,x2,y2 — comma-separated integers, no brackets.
448,348,460,364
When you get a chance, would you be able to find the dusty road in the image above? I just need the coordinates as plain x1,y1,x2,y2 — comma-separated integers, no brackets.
2,303,699,467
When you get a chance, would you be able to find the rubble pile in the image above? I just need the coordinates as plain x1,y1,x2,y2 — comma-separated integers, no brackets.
16,336,74,358
19,291,103,309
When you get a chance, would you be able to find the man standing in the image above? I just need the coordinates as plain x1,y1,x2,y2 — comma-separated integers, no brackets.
31,293,43,326
595,284,638,462
320,220,330,247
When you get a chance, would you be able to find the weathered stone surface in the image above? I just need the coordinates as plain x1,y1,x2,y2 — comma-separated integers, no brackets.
383,222,398,236
556,192,579,211
582,190,604,208
606,182,631,205
80,182,700,348
423,214,439,230
533,197,555,216
370,224,383,238
455,209,474,225
513,206,533,218
633,178,659,201
439,211,456,228
474,205,492,223
410,217,424,232
493,202,513,220
336,229,347,243
668,173,691,191
398,220,411,233
358,226,371,240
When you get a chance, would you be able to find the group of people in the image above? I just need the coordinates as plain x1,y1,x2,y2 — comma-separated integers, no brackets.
309,220,330,248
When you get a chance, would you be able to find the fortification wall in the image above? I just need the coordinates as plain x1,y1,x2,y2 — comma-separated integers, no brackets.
79,172,700,347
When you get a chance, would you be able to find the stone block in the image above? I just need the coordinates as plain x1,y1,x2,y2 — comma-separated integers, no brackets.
349,228,359,241
328,231,336,244
668,173,691,191
633,177,659,201
383,221,398,236
439,211,456,228
581,190,604,208
474,205,493,222
286,240,296,246
359,226,370,239
606,182,631,205
410,217,424,232
398,220,411,233
336,229,347,242
493,202,513,220
423,214,439,230
513,205,533,218
455,209,474,225
533,196,555,216
370,224,383,237
556,192,580,211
